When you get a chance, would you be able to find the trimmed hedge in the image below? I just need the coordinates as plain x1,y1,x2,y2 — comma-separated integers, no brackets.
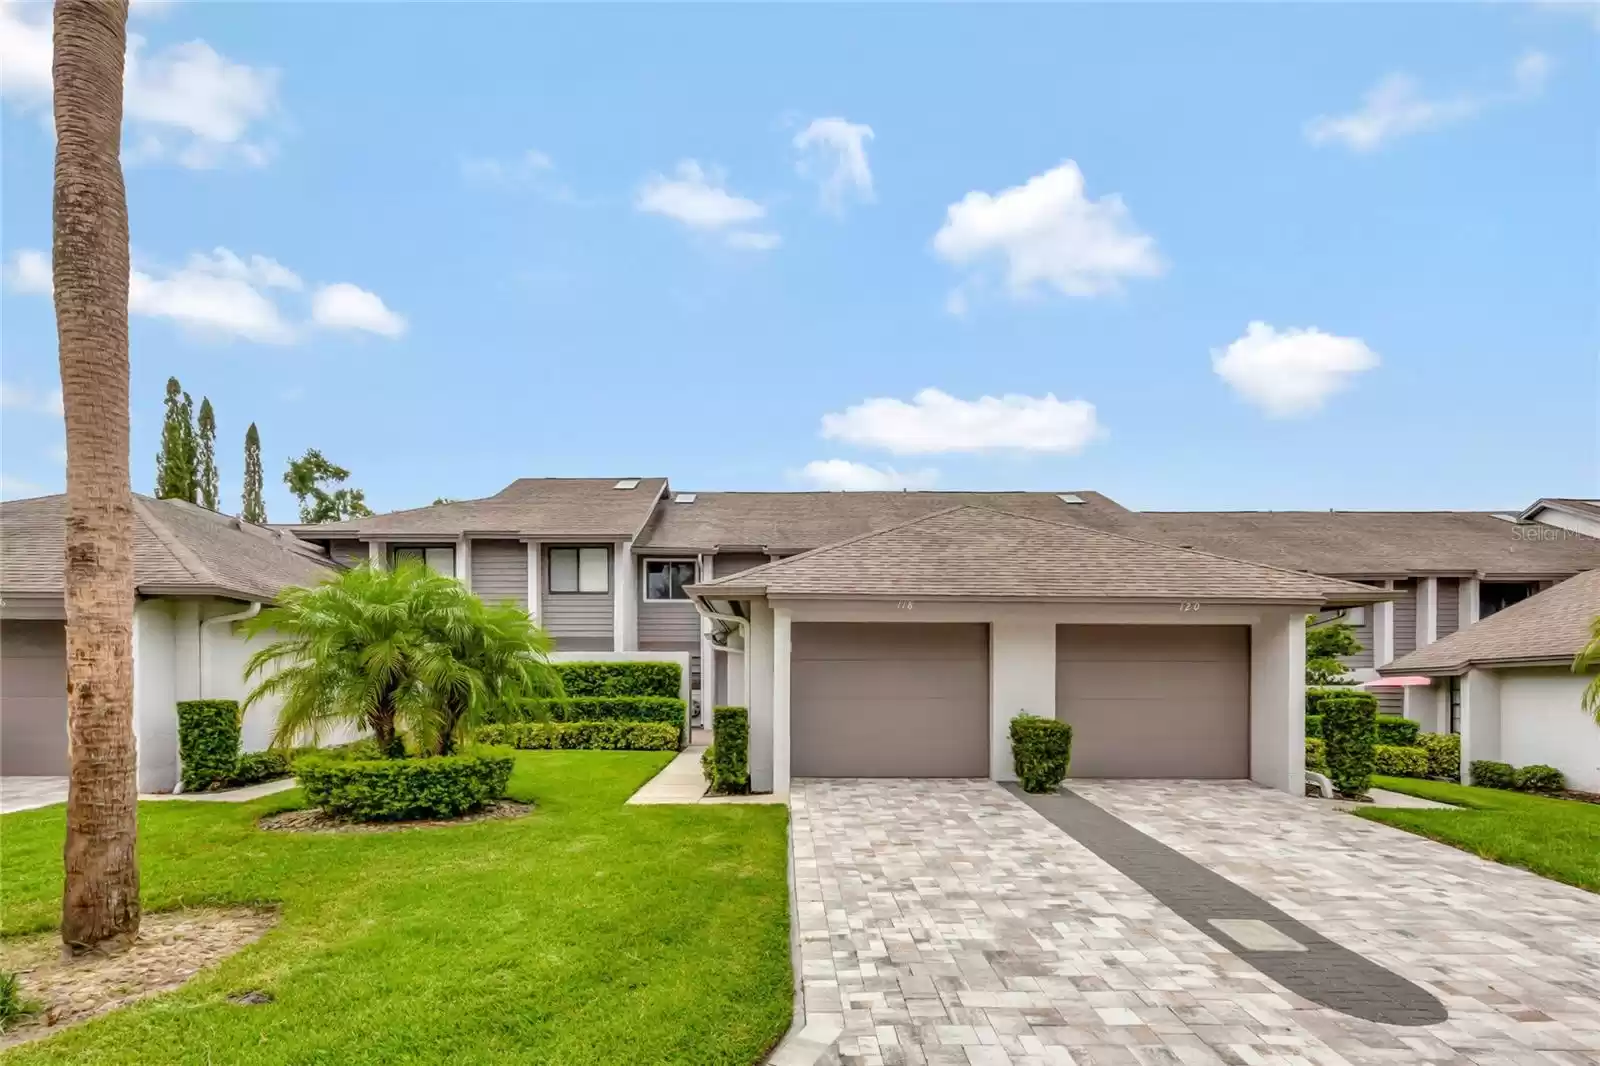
177,699,242,792
1306,687,1375,717
1322,695,1376,797
1373,744,1429,777
529,695,686,728
1470,760,1515,789
1305,737,1327,774
1374,715,1420,747
477,721,680,751
707,706,749,795
231,750,291,786
1010,714,1073,794
1513,764,1566,793
553,661,680,699
297,748,515,820
1418,733,1460,780
1305,714,1323,740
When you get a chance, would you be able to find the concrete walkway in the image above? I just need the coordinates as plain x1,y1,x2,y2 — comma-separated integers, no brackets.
141,778,298,803
1,775,298,814
626,745,785,806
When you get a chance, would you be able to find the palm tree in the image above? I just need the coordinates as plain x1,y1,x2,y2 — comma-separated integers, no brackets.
1576,614,1600,725
53,0,141,952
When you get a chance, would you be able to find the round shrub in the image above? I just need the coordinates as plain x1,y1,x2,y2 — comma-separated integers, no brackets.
1321,696,1377,797
1418,733,1460,780
1374,715,1420,747
297,748,515,821
1373,744,1429,778
1470,760,1515,790
1010,713,1072,794
1513,764,1565,793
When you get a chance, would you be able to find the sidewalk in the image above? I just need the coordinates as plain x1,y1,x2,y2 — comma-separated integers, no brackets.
626,744,786,806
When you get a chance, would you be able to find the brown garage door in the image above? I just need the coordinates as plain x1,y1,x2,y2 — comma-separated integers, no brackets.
1056,625,1249,779
792,622,989,777
1,620,69,776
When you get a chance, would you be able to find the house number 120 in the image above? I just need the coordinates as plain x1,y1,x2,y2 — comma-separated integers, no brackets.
1179,601,1201,612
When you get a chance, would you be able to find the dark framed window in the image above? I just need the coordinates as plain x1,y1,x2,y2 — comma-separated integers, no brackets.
549,546,610,593
644,559,697,601
1479,581,1538,619
1448,676,1462,735
390,544,455,575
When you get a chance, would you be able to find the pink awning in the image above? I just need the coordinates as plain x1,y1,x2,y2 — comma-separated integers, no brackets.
1361,676,1433,688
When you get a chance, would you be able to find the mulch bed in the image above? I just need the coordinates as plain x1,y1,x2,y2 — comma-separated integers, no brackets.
0,907,277,1049
258,800,533,834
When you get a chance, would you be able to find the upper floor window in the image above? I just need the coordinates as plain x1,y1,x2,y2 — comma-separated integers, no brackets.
550,546,610,593
391,545,455,575
644,559,697,601
1480,581,1538,619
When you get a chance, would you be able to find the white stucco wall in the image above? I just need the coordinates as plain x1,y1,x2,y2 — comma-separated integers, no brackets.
200,611,285,753
133,599,179,792
1459,667,1502,784
989,620,1057,782
1249,610,1304,795
1498,668,1600,793
746,601,776,793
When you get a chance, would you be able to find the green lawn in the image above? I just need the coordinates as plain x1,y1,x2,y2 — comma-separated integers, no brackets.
0,752,792,1064
1360,775,1600,893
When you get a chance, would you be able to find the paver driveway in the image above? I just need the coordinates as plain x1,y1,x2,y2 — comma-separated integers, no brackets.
790,778,1600,1066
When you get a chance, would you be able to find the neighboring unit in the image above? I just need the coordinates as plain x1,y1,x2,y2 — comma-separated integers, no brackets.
1382,569,1600,793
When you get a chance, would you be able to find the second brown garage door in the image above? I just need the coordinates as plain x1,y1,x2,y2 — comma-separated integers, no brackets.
792,622,989,777
1056,624,1249,779
0,620,69,776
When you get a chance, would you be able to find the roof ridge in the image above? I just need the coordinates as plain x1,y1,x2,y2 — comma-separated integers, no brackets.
133,497,215,585
699,505,976,586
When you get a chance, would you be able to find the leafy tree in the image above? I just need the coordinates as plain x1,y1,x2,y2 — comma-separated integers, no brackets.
1575,614,1600,725
196,396,218,510
54,0,141,953
284,448,374,524
241,422,266,523
153,377,196,501
1306,615,1362,686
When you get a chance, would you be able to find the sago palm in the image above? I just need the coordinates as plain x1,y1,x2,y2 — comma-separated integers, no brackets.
1576,613,1600,725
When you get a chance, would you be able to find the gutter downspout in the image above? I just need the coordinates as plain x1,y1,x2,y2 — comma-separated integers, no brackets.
177,600,261,794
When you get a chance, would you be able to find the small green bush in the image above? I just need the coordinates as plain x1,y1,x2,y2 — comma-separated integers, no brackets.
708,706,749,795
1418,733,1460,780
297,748,515,821
1306,687,1374,717
526,695,686,728
177,699,242,791
1513,764,1566,793
1373,744,1430,777
477,721,680,751
553,661,681,699
0,970,35,1032
1305,714,1323,739
1322,696,1377,797
230,750,291,786
1010,714,1073,794
1374,715,1420,747
1305,737,1327,774
1470,760,1515,790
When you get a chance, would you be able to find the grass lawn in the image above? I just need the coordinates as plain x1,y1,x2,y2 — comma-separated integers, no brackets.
0,752,792,1065
1360,775,1600,893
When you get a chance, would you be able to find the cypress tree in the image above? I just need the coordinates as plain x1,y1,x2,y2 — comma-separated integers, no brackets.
241,423,266,523
196,397,218,510
154,377,197,501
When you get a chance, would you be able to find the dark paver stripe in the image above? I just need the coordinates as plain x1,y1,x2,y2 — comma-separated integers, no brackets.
1005,784,1447,1027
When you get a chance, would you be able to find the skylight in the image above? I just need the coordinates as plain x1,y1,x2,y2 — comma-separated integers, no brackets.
1057,493,1085,504
614,479,640,490
674,493,697,504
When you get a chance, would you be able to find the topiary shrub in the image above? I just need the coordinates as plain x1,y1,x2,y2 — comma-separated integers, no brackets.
1305,737,1327,774
1322,696,1377,797
525,696,686,728
1306,687,1375,717
297,748,515,821
1418,733,1460,780
1470,760,1515,790
177,699,242,791
553,661,681,699
476,721,680,751
1010,713,1073,794
1373,744,1429,777
708,706,749,795
1305,714,1324,740
1513,764,1565,793
1374,715,1420,747
230,750,291,786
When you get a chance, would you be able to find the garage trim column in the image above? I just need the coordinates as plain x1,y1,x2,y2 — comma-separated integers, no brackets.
1249,609,1304,795
989,619,1055,781
1459,668,1502,785
772,608,792,797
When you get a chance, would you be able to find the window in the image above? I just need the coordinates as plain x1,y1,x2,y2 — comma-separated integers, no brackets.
390,545,455,575
644,559,697,601
549,546,610,593
1448,677,1462,735
1480,581,1538,618
1343,606,1366,627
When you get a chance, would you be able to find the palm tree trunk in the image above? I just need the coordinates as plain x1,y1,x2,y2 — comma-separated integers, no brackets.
53,0,140,954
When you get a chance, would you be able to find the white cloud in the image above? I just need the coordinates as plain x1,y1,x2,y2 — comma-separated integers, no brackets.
932,161,1163,304
724,230,782,251
460,149,555,185
0,474,47,499
311,283,407,338
7,245,404,345
793,117,874,212
0,1,281,169
1211,321,1380,418
820,387,1104,456
3,248,52,294
796,459,939,492
636,160,773,248
1532,0,1600,30
1306,50,1553,152
1,381,63,416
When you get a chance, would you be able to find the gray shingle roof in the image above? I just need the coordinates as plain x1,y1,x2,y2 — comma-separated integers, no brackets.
1383,569,1600,675
1,494,337,602
295,477,668,539
635,490,1129,552
689,506,1386,605
1123,511,1600,578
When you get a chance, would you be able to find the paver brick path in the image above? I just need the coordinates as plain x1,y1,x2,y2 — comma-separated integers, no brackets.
791,778,1600,1066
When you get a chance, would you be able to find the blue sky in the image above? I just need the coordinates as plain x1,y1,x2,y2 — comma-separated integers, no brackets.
2,1,1595,519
